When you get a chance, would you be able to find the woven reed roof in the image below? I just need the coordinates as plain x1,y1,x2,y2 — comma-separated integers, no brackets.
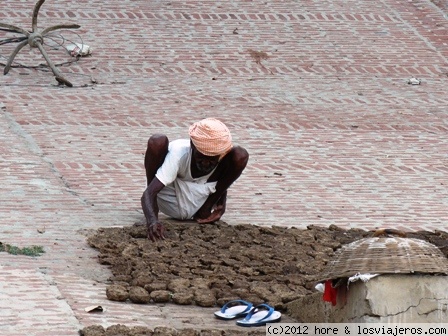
319,236,448,281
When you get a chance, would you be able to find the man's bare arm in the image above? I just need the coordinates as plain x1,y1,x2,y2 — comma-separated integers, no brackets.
195,191,227,224
141,177,166,241
195,146,249,222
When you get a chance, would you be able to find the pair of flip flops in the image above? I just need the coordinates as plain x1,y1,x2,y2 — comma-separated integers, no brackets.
214,300,282,327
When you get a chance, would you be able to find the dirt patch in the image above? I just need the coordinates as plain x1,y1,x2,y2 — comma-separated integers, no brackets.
82,221,448,335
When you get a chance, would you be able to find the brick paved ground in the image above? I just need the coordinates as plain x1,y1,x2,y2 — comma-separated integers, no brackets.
0,0,447,334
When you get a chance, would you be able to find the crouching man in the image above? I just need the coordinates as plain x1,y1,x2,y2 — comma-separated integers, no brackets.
141,118,249,241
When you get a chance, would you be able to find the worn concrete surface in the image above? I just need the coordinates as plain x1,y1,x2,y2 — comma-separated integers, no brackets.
0,0,447,334
287,275,448,323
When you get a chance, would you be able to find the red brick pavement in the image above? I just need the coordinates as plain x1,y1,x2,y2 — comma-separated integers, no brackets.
0,0,447,334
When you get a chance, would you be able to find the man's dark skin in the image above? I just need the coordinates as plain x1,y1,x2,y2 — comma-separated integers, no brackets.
141,134,249,241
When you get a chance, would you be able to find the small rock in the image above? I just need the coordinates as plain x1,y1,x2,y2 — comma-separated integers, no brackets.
407,77,421,85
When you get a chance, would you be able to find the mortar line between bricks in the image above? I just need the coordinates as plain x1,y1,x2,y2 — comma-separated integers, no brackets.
3,108,94,207
383,0,448,64
40,271,84,331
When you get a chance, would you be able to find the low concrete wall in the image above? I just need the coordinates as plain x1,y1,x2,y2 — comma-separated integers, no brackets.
287,275,448,322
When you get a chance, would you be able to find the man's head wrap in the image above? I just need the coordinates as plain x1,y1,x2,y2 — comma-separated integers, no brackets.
189,118,233,157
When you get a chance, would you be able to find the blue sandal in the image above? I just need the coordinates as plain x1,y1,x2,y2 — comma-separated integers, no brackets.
214,300,254,320
236,303,281,327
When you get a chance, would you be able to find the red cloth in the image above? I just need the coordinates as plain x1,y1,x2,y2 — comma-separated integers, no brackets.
323,280,338,306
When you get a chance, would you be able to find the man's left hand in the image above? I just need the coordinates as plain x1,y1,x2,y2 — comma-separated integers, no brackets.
195,204,225,224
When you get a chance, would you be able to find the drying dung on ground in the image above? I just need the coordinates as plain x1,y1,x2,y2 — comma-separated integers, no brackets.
80,221,448,335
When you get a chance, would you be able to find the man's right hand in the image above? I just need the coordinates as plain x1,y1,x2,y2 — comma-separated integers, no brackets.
141,177,167,242
195,204,225,224
147,221,166,241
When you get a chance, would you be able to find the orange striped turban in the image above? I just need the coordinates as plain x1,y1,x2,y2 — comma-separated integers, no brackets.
189,118,233,157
